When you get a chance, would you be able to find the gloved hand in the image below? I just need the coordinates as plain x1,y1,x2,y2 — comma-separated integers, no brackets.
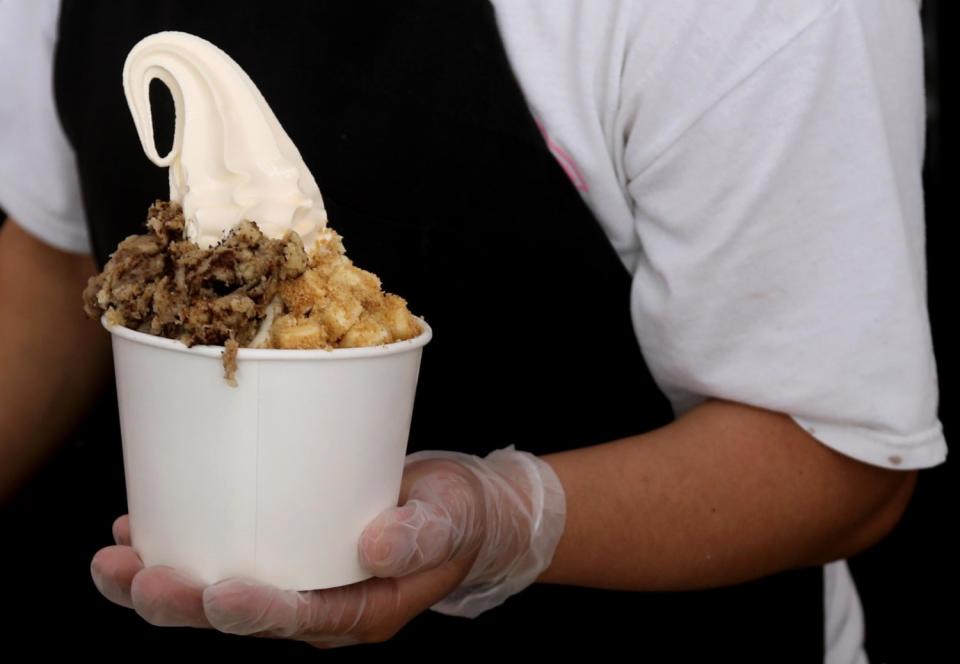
90,445,566,647
366,446,567,618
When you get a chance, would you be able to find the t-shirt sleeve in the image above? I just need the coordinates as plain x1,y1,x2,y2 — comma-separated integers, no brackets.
623,0,946,470
0,0,91,254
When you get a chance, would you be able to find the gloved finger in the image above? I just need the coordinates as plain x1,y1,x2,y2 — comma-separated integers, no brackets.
204,556,472,645
359,464,481,577
359,499,455,577
130,566,211,628
91,545,142,609
112,515,131,546
202,577,370,641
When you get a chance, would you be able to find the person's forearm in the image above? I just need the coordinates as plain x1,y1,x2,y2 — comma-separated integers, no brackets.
0,219,112,503
537,398,916,591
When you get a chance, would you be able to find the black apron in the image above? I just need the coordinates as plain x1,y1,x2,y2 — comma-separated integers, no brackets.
53,1,823,659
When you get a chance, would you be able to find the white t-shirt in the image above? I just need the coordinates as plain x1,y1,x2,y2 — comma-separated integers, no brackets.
0,1,946,662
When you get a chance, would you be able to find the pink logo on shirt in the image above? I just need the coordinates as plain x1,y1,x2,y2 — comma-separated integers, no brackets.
534,116,589,192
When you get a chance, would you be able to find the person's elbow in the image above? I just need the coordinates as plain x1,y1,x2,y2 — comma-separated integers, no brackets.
857,467,918,549
817,466,918,565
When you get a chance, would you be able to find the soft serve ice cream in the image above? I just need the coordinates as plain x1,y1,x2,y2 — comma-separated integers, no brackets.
84,32,422,383
123,31,327,250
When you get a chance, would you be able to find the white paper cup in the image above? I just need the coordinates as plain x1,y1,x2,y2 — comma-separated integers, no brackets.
103,315,431,591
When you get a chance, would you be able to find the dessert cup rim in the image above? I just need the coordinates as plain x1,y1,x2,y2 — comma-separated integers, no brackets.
101,314,432,360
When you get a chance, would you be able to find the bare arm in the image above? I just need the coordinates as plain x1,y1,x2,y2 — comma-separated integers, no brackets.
0,218,112,503
539,398,916,590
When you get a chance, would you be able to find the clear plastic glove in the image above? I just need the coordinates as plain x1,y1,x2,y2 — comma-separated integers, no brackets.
90,445,566,646
364,445,566,618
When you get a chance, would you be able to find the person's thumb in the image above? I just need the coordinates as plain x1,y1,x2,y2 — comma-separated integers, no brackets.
359,465,482,578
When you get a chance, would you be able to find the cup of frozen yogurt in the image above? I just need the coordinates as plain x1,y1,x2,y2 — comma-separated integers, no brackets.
84,31,431,590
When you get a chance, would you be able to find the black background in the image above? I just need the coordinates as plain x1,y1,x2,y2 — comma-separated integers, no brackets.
0,2,953,660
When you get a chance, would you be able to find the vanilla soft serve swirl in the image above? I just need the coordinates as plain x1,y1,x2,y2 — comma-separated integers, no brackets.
123,32,327,249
